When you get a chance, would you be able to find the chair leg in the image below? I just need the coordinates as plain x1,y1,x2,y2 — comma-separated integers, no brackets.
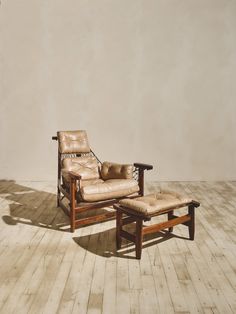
188,205,195,240
168,210,174,232
57,186,60,207
70,178,76,233
116,209,122,250
135,218,143,259
57,151,61,208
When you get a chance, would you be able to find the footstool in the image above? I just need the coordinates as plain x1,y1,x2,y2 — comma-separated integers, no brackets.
114,191,200,259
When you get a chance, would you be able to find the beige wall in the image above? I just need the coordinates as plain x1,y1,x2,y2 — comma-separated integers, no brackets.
1,0,236,181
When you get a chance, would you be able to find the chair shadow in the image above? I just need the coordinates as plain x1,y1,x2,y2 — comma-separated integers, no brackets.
1,180,70,232
73,226,189,259
1,180,117,232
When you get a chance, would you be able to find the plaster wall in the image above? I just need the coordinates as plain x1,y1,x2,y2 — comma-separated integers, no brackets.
1,0,236,181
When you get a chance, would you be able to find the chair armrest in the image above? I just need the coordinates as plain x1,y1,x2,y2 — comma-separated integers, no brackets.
62,169,82,181
192,200,200,207
134,163,153,171
68,171,82,180
52,136,58,141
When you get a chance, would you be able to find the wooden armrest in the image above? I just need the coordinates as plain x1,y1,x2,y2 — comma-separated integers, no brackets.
68,171,82,180
52,136,58,141
134,163,153,171
191,200,200,208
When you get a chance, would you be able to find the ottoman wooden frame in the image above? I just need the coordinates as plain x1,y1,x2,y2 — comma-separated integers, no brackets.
114,195,200,259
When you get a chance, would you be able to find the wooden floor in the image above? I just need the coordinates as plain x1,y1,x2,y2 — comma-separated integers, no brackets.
0,180,236,314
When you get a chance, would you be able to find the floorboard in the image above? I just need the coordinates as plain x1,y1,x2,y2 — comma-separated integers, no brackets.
0,180,235,313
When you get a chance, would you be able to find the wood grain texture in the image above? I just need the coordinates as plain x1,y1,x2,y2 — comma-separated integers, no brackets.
0,180,236,313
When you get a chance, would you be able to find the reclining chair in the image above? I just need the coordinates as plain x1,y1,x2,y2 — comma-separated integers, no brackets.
52,130,153,232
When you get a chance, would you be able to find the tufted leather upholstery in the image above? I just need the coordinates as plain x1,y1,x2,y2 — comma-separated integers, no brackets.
101,162,133,180
58,130,90,154
119,191,193,216
81,179,139,202
62,156,100,181
61,156,139,201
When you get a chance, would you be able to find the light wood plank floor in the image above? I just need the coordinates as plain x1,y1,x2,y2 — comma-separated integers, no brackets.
0,180,236,314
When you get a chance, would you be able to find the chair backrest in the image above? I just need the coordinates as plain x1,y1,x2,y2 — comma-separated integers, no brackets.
62,156,100,180
57,130,90,154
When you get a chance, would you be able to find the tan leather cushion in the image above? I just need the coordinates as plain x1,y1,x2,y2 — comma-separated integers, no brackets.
80,179,104,187
81,179,139,202
62,156,100,181
62,176,103,191
101,162,133,180
58,130,90,154
119,191,193,216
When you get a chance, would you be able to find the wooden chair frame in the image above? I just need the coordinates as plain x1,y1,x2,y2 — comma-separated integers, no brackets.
52,135,153,232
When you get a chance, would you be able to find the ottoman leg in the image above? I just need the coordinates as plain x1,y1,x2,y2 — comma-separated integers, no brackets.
135,219,143,259
168,210,174,232
188,205,195,240
116,209,123,249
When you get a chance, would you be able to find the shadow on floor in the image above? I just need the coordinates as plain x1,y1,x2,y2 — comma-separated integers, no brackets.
1,180,70,232
73,226,189,259
1,180,116,233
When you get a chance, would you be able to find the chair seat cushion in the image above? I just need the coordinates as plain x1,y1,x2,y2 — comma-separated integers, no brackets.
119,191,193,216
80,179,104,187
80,179,139,202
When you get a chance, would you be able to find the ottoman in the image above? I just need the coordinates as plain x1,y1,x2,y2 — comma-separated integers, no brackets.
114,191,200,259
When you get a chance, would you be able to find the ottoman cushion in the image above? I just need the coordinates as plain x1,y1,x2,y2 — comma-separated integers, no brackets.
119,190,193,216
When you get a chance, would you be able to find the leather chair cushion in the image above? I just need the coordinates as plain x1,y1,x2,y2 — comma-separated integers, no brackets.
80,179,139,202
101,162,133,180
62,177,104,192
58,130,90,154
80,179,104,187
119,191,193,216
62,156,100,181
